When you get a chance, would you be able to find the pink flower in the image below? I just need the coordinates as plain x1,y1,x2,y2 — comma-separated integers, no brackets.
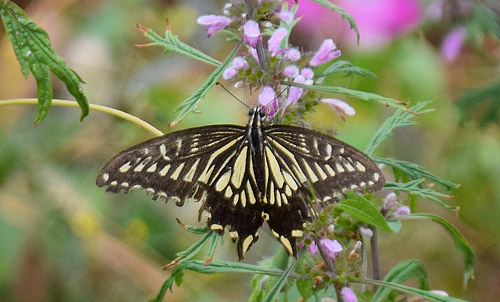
259,86,279,116
243,20,262,48
278,11,294,23
284,48,301,61
283,65,299,78
309,39,341,67
258,86,276,106
441,26,467,62
320,239,342,260
231,56,249,70
249,48,259,63
268,27,288,56
197,15,232,38
308,239,343,261
320,98,355,120
300,68,314,79
294,0,422,50
286,75,305,107
341,287,358,302
382,192,397,211
392,206,411,217
222,67,238,80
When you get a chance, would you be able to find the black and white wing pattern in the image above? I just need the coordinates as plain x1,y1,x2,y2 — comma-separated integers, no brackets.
97,107,385,259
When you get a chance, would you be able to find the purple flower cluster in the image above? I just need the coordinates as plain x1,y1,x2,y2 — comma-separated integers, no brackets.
196,2,353,119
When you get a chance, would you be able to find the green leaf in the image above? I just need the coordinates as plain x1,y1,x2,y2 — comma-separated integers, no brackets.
308,0,360,43
283,82,407,110
296,279,314,300
372,259,429,302
263,259,298,302
336,193,393,232
250,248,291,302
403,213,475,287
361,279,469,302
138,23,221,66
365,101,434,155
374,157,460,190
0,1,88,124
175,230,219,265
455,80,500,127
385,180,458,211
472,3,500,39
169,41,243,126
317,60,377,82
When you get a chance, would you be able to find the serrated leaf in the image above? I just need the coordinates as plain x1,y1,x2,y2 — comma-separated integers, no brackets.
138,23,220,66
169,41,242,126
365,101,435,155
0,1,88,124
308,0,360,43
175,230,219,265
284,82,407,111
384,180,458,210
374,157,460,190
372,259,429,302
336,193,393,232
317,60,377,83
402,213,475,287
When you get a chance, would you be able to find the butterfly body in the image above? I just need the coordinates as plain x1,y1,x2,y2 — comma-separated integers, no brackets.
97,107,385,259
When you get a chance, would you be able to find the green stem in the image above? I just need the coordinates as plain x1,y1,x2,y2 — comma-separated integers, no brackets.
0,98,164,136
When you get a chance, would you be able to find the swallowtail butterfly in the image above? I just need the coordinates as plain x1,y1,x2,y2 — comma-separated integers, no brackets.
96,107,385,259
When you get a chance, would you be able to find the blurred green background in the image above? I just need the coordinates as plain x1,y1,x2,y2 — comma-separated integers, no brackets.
1,0,499,301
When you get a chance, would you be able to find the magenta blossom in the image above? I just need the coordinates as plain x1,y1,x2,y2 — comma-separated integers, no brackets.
268,27,288,56
243,20,262,48
278,11,294,23
196,15,232,38
441,26,467,62
341,287,358,302
320,98,355,120
309,39,341,67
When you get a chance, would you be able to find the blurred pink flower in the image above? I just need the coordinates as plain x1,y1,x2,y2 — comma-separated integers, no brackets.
293,0,422,50
440,26,467,62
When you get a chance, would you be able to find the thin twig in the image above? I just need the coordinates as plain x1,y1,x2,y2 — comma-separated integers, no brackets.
370,226,381,282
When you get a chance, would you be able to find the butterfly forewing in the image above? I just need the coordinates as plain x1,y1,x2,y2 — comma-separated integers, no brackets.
97,108,386,259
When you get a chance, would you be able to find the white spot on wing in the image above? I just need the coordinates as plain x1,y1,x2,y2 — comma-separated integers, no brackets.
146,163,158,173
119,162,132,173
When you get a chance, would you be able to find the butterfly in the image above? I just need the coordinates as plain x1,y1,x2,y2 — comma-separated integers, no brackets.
96,107,385,259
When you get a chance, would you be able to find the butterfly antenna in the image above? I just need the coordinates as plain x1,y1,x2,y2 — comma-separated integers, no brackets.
216,82,250,109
